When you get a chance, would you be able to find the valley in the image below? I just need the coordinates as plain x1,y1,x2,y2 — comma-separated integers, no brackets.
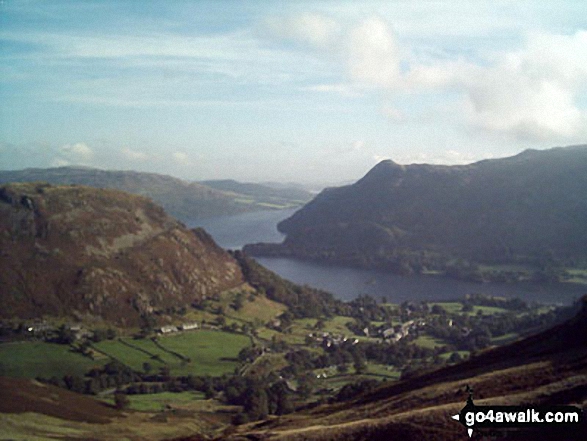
1,147,586,440
3,2,586,438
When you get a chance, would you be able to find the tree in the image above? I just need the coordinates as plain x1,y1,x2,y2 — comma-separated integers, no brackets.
244,383,269,420
461,302,474,313
159,365,171,381
232,293,245,311
142,362,152,374
269,381,293,415
448,352,462,363
114,392,130,410
56,325,75,344
353,357,367,375
297,373,316,400
314,319,326,330
431,304,446,315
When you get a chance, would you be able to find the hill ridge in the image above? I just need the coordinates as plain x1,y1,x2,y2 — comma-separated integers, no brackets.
246,145,587,277
0,182,244,326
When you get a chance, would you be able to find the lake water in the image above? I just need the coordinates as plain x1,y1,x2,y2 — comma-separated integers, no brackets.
190,210,585,305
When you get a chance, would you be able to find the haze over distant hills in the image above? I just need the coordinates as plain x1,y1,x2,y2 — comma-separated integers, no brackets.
246,145,587,276
200,179,313,207
0,167,310,221
0,182,244,326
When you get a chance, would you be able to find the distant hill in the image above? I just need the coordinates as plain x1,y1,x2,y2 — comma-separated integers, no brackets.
200,179,313,208
246,145,587,275
0,167,303,221
0,182,244,326
222,296,587,440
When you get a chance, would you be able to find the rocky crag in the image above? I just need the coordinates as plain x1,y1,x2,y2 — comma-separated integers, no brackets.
0,183,244,326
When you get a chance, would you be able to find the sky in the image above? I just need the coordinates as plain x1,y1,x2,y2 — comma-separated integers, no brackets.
1,0,586,184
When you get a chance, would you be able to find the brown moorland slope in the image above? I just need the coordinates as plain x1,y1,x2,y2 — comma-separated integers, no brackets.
216,297,587,441
0,377,120,424
0,182,244,326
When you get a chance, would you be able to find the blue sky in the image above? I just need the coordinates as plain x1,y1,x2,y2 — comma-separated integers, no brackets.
1,1,586,184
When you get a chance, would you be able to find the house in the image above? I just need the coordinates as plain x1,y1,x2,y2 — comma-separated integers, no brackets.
159,325,178,334
180,322,198,331
382,328,395,339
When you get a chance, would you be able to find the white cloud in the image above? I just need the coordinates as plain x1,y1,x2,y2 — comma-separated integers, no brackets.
319,20,587,142
121,147,149,161
270,12,586,142
458,31,587,141
395,149,484,165
264,13,340,50
58,142,94,163
303,83,362,98
380,104,405,121
172,151,192,165
346,18,401,88
373,154,390,163
51,158,70,167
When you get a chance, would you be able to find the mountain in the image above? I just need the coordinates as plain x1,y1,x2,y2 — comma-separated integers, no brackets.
0,182,244,326
0,167,292,221
245,145,587,273
220,296,587,440
200,179,313,207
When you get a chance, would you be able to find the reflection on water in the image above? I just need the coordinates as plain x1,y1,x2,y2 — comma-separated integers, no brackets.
256,257,584,305
188,208,295,250
190,210,584,305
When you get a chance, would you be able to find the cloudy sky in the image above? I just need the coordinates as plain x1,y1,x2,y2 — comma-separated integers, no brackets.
1,1,586,184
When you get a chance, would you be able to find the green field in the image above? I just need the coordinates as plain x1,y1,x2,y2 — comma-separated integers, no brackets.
157,330,251,376
430,302,507,316
102,391,206,411
439,350,469,361
491,332,519,344
0,342,104,378
365,363,401,379
412,335,447,349
93,331,251,377
565,268,587,285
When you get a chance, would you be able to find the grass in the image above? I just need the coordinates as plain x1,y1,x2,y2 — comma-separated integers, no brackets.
412,335,447,349
564,268,587,285
365,363,401,379
102,391,206,412
0,413,87,440
491,332,519,344
93,330,251,376
471,305,508,315
93,339,159,372
156,330,251,376
430,302,507,316
478,263,534,273
184,289,286,328
439,350,469,361
0,341,103,378
120,338,179,365
245,353,288,378
430,302,463,314
223,292,286,324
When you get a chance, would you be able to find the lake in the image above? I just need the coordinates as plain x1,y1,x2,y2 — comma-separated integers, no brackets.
190,210,585,305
